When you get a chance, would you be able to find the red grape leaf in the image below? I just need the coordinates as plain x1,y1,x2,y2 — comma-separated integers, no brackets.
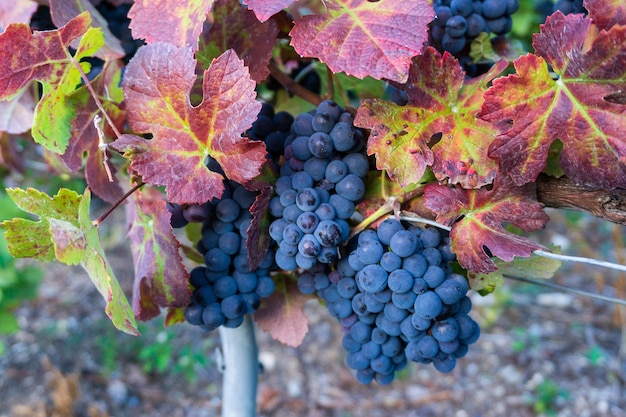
242,0,295,23
246,185,273,270
290,0,434,83
128,0,213,51
356,48,506,188
254,273,314,347
585,0,626,31
423,177,549,273
480,13,626,189
110,44,265,204
62,61,125,203
126,186,191,321
1,188,139,335
0,0,37,27
197,0,278,83
0,12,103,153
50,0,125,59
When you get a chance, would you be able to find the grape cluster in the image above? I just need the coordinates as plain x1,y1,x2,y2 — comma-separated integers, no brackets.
169,176,276,331
248,103,294,161
299,219,479,383
268,100,370,271
431,0,520,55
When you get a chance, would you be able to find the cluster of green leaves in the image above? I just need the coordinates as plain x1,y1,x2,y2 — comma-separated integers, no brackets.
0,0,624,341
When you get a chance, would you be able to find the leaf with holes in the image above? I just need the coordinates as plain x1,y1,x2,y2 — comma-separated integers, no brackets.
290,0,434,83
197,0,278,83
254,273,314,347
1,188,138,335
423,177,549,273
111,45,265,204
0,12,102,153
480,13,626,189
356,48,506,188
126,186,190,321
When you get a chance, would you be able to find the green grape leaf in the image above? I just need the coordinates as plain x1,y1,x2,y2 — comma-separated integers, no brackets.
126,186,190,321
290,0,434,83
111,45,265,204
0,12,103,153
1,188,138,335
0,0,37,27
128,0,213,50
585,0,626,30
50,0,125,59
480,13,626,189
254,273,314,347
242,0,294,22
356,47,506,188
423,176,549,273
468,247,562,293
62,61,125,203
197,0,279,83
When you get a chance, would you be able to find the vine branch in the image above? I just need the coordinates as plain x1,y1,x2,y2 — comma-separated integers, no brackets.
536,174,626,226
268,61,322,106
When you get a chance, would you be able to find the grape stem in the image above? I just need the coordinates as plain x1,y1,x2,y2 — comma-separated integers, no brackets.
397,213,626,274
533,250,626,273
268,61,322,106
92,181,145,227
218,315,259,417
69,56,122,139
504,275,626,306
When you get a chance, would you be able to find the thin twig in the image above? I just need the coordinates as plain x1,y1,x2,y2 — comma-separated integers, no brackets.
398,212,452,231
69,57,122,139
267,61,322,106
533,250,626,273
505,275,626,306
92,181,144,227
94,115,115,183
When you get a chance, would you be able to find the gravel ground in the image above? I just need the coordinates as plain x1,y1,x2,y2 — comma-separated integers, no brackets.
1,210,625,417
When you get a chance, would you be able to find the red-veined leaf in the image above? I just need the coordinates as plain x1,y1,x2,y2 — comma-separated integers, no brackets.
0,12,103,153
423,177,549,273
254,274,313,347
111,44,265,204
356,48,506,188
290,0,434,83
126,186,190,321
480,13,626,189
197,0,278,82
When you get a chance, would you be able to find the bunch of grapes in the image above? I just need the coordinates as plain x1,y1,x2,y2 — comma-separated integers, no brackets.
430,0,520,55
182,180,276,331
299,219,480,383
268,100,370,271
247,103,294,161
